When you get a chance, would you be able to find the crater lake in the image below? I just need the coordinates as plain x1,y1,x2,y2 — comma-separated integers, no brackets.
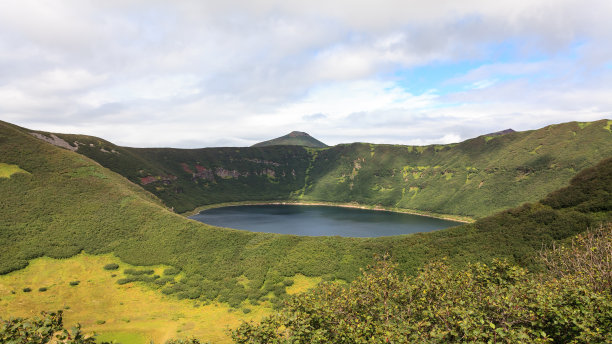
189,204,463,237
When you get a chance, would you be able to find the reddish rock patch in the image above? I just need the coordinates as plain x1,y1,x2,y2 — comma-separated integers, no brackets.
180,163,193,174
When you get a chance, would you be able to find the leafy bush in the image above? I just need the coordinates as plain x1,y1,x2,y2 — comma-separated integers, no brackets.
69,281,80,286
116,278,130,285
155,276,175,286
166,338,208,344
22,287,31,293
116,275,159,285
38,287,47,292
163,267,181,276
232,236,612,344
541,223,611,292
103,263,119,270
0,310,107,343
124,268,154,275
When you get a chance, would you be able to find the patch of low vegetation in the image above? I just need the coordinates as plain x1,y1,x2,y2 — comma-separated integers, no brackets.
0,162,29,178
164,267,181,275
103,263,119,270
117,274,159,285
124,268,155,275
4,226,609,343
0,254,271,343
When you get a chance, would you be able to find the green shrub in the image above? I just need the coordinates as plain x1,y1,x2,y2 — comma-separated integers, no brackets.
155,277,174,286
103,263,119,270
163,267,181,276
116,278,130,285
69,281,80,286
124,268,154,275
22,287,31,293
166,338,206,344
272,285,285,297
0,310,104,343
38,287,47,292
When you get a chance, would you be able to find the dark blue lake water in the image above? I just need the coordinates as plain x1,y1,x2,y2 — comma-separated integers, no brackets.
189,205,462,237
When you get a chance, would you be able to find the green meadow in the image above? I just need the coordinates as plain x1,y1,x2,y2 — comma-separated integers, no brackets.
0,253,280,343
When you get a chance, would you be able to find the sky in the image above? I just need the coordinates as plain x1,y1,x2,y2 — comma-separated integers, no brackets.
1,0,611,148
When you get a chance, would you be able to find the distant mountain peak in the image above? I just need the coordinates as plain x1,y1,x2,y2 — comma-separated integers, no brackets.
485,128,515,137
252,131,327,148
288,131,310,137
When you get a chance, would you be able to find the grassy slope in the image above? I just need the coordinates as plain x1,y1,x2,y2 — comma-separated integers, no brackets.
53,120,612,217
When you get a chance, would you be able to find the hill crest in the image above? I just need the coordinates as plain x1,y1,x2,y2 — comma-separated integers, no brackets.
252,131,328,148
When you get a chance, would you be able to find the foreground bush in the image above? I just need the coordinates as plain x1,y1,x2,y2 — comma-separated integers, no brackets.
232,225,612,343
0,310,104,344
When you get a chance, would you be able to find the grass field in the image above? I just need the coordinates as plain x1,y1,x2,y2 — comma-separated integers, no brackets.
0,253,275,344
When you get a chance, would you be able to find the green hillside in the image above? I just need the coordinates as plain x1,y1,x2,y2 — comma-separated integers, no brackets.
2,119,611,290
1,119,611,342
252,131,328,148
51,119,612,217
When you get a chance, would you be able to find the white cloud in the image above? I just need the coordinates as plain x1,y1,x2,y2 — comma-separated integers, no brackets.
0,0,611,147
466,79,498,90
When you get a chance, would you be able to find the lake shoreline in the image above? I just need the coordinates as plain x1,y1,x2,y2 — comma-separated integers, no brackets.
182,200,475,223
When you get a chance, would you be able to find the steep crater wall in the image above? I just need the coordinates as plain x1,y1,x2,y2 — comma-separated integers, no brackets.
57,120,612,218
